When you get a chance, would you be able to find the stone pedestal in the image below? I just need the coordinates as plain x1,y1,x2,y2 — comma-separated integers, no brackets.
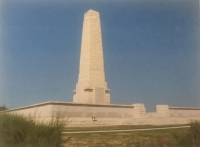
132,103,146,118
156,105,170,117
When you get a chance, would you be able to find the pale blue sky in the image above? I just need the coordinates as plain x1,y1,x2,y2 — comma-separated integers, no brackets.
0,0,199,111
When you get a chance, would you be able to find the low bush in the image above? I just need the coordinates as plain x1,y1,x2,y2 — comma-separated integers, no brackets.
150,120,200,147
0,113,67,147
173,120,200,147
0,105,7,111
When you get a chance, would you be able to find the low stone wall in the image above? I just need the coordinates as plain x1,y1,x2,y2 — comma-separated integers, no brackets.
132,105,200,125
5,101,134,126
6,102,53,123
51,102,134,126
4,101,200,126
169,107,200,118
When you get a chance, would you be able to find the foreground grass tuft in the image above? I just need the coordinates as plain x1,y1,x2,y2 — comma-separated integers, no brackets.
172,120,200,147
0,113,67,147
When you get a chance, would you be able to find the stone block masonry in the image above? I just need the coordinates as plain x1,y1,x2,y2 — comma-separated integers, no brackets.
5,102,200,126
73,10,110,104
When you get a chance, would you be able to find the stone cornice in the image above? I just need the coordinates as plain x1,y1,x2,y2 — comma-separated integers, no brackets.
5,101,134,112
169,107,200,110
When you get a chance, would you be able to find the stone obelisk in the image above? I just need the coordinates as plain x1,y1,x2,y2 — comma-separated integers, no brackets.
73,10,110,104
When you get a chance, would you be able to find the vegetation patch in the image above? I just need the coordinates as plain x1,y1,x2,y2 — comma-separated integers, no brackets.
64,121,200,147
0,113,67,147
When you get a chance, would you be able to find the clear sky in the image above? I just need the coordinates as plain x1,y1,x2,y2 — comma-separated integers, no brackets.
0,0,199,111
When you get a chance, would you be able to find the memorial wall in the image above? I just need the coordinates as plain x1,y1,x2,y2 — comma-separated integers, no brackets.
6,101,200,126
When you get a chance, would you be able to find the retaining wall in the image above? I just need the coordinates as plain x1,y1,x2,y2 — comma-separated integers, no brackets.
5,101,200,126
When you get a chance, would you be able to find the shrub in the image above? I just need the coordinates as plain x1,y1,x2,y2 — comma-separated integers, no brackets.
173,120,200,147
0,113,67,147
189,120,200,146
0,105,7,111
149,120,200,147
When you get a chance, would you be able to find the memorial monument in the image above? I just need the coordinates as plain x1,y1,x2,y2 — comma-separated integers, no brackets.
73,10,110,104
6,9,200,127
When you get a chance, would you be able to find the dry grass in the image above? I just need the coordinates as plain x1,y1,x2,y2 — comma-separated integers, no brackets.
0,113,67,147
63,125,189,147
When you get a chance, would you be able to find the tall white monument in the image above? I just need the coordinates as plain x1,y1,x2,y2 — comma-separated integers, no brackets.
73,10,110,104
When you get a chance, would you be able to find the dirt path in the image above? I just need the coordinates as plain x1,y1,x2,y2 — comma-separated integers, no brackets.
62,125,190,134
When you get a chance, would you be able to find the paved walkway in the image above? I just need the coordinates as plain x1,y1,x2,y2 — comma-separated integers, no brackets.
62,126,190,134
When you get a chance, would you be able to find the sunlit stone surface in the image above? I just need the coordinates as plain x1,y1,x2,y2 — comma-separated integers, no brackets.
73,10,110,104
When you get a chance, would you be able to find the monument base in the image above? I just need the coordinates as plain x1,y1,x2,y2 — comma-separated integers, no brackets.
5,101,200,127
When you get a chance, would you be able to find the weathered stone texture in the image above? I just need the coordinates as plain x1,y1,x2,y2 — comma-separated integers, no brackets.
157,105,170,117
132,103,146,118
73,10,110,104
6,102,200,126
